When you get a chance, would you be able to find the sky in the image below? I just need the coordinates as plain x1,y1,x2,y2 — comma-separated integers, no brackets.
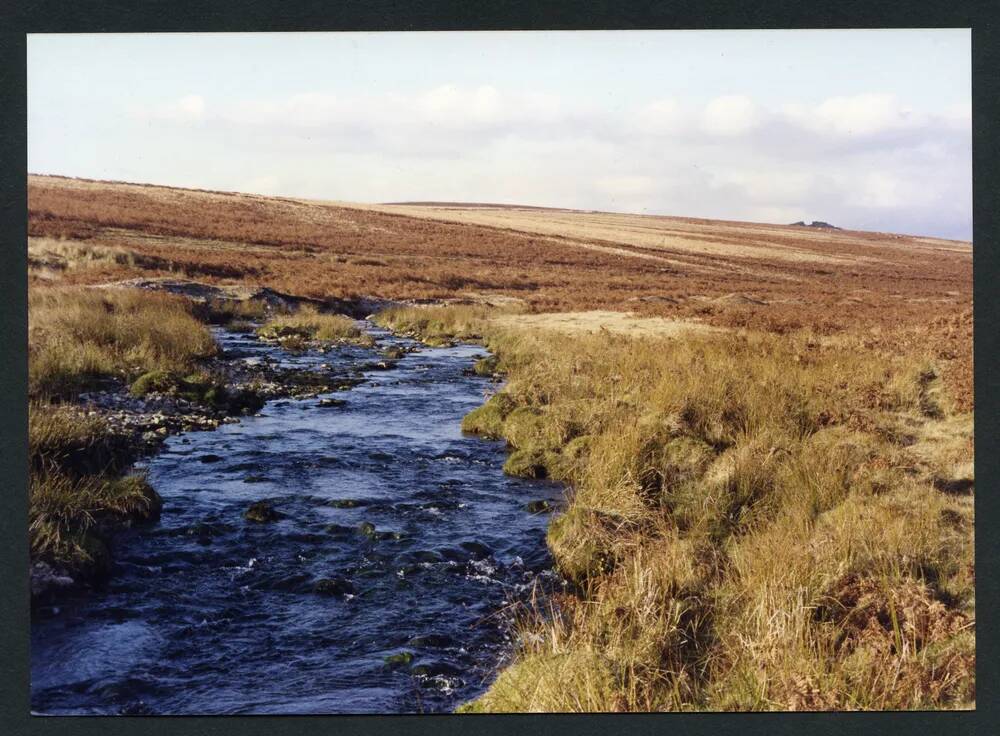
27,30,972,240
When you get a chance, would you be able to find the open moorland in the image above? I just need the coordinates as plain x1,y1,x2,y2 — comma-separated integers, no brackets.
27,174,974,711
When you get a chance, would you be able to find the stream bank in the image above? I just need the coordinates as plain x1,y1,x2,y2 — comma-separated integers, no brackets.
31,321,565,714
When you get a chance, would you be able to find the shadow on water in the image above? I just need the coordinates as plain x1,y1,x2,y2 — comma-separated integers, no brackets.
31,323,565,715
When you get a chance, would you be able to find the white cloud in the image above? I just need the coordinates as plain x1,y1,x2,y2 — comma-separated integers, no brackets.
713,170,817,203
780,93,918,137
130,94,206,123
744,205,811,224
120,86,971,238
632,99,686,135
594,175,657,197
703,95,759,136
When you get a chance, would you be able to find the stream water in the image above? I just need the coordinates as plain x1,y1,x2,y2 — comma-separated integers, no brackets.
30,324,564,714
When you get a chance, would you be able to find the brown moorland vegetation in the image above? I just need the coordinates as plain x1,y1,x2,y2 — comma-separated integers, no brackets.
27,175,973,708
28,174,972,408
27,176,970,321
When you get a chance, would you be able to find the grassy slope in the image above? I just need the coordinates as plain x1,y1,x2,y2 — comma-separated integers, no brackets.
376,306,974,711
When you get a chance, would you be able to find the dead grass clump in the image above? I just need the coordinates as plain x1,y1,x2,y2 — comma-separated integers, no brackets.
30,471,162,581
374,304,523,345
29,401,136,478
257,307,375,347
28,286,217,398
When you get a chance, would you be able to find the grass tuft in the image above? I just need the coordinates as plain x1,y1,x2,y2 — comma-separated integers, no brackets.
257,306,375,347
29,286,217,399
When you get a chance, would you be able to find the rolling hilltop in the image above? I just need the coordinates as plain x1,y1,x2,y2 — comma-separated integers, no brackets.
28,173,972,404
28,175,970,321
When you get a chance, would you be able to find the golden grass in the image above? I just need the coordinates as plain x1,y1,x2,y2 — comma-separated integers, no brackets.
377,306,974,712
30,470,161,579
257,305,375,347
28,286,217,398
29,400,137,478
373,303,522,345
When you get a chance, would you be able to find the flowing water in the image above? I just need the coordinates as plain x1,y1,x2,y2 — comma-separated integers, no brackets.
31,324,564,714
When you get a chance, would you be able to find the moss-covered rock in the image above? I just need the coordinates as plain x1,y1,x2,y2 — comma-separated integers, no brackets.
257,324,310,340
226,388,265,415
357,521,377,538
129,370,179,397
130,370,263,415
384,651,414,667
245,501,279,523
503,448,551,479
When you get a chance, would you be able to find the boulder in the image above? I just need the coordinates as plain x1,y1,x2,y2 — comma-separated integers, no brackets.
245,501,279,523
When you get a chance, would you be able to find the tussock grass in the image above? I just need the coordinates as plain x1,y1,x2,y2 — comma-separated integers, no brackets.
29,286,217,398
373,304,521,345
30,470,162,580
29,236,127,272
29,401,163,583
29,401,135,478
257,305,375,347
379,306,974,711
27,286,212,587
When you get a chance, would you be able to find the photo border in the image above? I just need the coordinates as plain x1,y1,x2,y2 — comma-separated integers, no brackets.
1,2,996,734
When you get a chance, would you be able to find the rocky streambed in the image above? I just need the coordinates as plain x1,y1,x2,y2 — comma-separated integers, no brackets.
31,320,565,714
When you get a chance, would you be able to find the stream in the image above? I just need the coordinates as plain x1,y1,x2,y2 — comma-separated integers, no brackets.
30,323,564,714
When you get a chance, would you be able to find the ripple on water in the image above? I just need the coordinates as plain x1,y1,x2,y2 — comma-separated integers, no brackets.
31,324,564,714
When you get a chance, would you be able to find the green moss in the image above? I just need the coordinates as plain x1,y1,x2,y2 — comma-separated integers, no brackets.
501,406,548,450
546,508,610,584
461,392,516,439
423,335,453,347
129,370,262,415
503,448,551,479
257,323,309,340
129,369,178,397
384,651,414,667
